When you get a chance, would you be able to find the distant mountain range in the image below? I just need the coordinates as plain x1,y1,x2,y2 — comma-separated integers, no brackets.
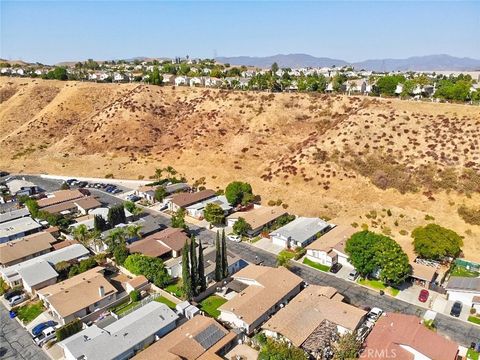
215,54,480,71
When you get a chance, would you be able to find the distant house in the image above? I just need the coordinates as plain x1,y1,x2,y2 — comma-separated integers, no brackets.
446,276,480,306
395,83,404,95
262,285,366,356
226,206,287,237
269,217,331,249
113,72,125,82
363,313,458,360
0,216,42,243
325,82,334,92
162,74,175,85
135,183,190,203
59,302,178,360
175,76,190,86
168,190,217,213
218,265,303,334
189,77,204,87
132,315,237,360
185,195,232,220
204,77,223,87
37,190,85,209
346,79,367,95
0,232,56,267
38,267,119,325
6,179,39,197
409,262,438,288
128,227,189,259
305,225,355,267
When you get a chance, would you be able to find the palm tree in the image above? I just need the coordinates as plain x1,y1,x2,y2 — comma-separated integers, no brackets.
126,224,142,241
88,229,104,253
72,224,89,246
105,227,126,250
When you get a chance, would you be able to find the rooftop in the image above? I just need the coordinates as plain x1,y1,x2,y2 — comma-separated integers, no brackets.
59,302,179,360
171,190,216,208
133,315,229,360
186,196,232,212
128,227,189,257
0,207,30,224
363,313,458,360
37,267,117,318
262,285,366,347
218,265,303,326
6,179,36,194
269,217,331,244
410,262,437,282
446,276,480,292
306,224,356,252
74,197,102,211
17,260,58,288
37,190,84,208
227,207,287,230
0,216,42,240
0,232,56,265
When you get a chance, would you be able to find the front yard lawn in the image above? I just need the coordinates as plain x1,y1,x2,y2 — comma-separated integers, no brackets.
155,296,176,309
468,349,480,360
199,295,227,318
303,258,330,272
468,316,480,325
451,265,479,278
358,278,399,296
16,301,43,324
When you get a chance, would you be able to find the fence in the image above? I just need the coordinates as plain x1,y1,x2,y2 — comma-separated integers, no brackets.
80,291,129,324
116,292,163,319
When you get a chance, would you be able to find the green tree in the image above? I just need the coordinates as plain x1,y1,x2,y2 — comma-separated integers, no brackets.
412,224,463,260
149,65,163,85
204,203,225,225
107,205,126,227
182,241,193,298
124,201,142,220
113,243,129,266
258,338,308,360
123,254,171,287
225,181,254,206
154,187,167,202
233,217,252,236
130,290,140,302
221,229,228,278
198,238,207,292
271,62,279,75
126,224,142,241
214,231,222,282
190,237,198,295
93,215,108,232
72,224,89,246
171,208,186,229
333,332,362,360
25,199,39,218
374,75,405,96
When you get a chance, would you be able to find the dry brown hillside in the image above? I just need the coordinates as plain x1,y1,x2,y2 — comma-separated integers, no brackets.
1,77,479,260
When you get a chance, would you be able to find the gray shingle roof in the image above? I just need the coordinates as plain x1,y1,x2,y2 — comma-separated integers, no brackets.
446,276,480,292
269,217,331,245
17,260,58,287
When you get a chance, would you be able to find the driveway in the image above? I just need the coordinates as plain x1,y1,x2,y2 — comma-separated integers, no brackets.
0,303,48,360
396,283,441,310
252,237,283,255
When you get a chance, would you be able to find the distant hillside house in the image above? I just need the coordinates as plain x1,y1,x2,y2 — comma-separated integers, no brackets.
269,217,331,249
305,225,355,267
226,206,288,237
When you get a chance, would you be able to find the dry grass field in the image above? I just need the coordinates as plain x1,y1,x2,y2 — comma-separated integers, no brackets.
1,77,479,261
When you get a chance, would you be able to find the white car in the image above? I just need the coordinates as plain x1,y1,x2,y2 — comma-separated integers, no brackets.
8,294,26,306
227,234,241,242
33,326,57,347
367,307,383,323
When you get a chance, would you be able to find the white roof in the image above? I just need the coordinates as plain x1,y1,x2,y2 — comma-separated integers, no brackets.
6,179,36,194
59,302,178,360
89,207,132,220
0,216,42,240
0,208,30,224
269,217,331,245
0,244,89,283
186,195,232,212
17,260,58,287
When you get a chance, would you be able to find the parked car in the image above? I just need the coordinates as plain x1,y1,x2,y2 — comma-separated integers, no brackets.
66,178,77,185
347,269,359,281
33,327,57,347
126,195,140,202
77,181,88,188
112,188,122,194
450,301,462,317
4,288,23,301
8,294,26,306
31,321,57,337
227,234,241,242
330,263,343,274
418,289,429,303
367,307,383,323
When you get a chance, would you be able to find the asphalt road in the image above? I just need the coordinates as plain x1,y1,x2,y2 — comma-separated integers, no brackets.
0,304,48,360
5,175,480,347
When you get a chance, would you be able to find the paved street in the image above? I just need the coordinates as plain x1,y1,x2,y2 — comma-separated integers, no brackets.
3,174,480,348
0,304,48,360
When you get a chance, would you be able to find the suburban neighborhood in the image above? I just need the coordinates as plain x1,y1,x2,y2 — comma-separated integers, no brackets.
0,171,479,360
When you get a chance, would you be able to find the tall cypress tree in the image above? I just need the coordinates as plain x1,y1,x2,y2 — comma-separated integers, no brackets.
190,236,198,295
182,241,192,299
214,231,222,281
197,238,207,293
221,229,228,278
94,215,107,231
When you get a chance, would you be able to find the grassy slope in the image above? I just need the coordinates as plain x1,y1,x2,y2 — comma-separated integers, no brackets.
1,77,480,261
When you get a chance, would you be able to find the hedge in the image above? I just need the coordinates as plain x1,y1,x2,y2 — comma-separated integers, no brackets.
56,319,82,341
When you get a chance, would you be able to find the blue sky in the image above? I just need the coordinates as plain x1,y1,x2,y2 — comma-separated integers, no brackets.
1,1,479,64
